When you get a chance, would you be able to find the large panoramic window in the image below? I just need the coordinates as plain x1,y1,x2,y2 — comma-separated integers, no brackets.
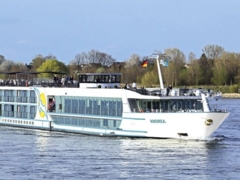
64,96,122,117
128,98,204,113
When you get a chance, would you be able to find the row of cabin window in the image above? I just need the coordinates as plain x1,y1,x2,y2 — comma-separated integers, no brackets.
52,115,118,128
64,99,122,116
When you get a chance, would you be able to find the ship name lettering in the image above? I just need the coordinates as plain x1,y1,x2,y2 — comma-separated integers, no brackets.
150,119,166,123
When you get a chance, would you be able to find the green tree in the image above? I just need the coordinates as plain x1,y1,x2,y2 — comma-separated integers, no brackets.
30,54,46,71
212,59,227,85
198,53,213,85
185,52,201,86
37,59,68,78
141,70,158,87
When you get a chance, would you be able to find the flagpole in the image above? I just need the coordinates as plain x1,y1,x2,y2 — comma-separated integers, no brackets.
156,56,164,89
148,52,170,90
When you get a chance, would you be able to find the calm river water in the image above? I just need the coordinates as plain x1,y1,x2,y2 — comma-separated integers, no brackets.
0,98,239,180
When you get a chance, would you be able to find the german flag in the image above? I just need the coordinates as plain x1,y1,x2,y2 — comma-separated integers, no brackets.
141,60,148,68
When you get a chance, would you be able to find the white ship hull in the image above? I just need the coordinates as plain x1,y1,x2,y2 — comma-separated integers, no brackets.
0,72,229,140
48,111,228,139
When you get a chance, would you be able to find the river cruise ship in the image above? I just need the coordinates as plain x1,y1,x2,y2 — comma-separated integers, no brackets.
0,71,229,139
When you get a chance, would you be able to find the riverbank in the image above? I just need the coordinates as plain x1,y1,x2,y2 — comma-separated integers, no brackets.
222,93,240,98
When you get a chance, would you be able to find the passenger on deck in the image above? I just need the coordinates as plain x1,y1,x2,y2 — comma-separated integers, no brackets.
96,76,100,83
132,80,136,89
48,99,55,112
70,76,74,85
124,83,130,89
53,75,57,85
166,84,172,96
61,75,66,86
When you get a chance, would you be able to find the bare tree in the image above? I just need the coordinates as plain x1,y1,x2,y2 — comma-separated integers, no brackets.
185,52,201,85
124,54,140,68
164,48,186,86
0,60,15,72
0,55,5,65
202,45,225,60
88,49,116,66
45,54,56,60
70,53,88,72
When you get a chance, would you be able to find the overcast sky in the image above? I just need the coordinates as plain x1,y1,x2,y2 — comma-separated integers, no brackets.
1,0,239,64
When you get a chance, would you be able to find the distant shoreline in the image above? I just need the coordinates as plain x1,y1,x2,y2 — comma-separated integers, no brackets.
222,93,240,98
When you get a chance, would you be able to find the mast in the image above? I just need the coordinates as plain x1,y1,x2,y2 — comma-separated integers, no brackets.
148,51,171,89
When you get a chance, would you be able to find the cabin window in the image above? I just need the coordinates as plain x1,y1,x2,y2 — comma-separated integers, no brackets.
79,75,86,83
103,75,109,83
72,99,78,113
103,119,108,126
30,106,36,119
65,117,71,124
18,105,27,118
94,76,100,83
93,99,99,115
87,75,94,83
4,104,14,117
64,98,71,113
110,75,115,82
4,90,14,102
101,100,108,115
17,90,27,103
0,90,2,102
117,101,122,116
79,99,86,114
30,90,36,103
86,99,93,115
116,75,121,83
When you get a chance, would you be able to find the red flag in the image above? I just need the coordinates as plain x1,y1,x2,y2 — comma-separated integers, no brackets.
141,60,148,68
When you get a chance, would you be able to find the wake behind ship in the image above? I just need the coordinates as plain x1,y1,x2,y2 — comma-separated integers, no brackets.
0,71,229,139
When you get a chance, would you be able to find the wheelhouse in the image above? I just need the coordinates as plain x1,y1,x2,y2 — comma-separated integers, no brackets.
78,73,121,83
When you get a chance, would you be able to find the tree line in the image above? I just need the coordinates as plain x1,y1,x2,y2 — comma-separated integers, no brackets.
1,45,240,91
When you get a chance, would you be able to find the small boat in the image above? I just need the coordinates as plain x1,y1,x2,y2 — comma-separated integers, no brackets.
0,54,229,139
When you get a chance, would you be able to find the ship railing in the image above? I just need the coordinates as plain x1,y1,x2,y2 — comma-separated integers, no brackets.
0,79,80,88
132,108,228,113
132,108,204,113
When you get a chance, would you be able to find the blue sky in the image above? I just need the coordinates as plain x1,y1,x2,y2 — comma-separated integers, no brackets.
1,0,239,64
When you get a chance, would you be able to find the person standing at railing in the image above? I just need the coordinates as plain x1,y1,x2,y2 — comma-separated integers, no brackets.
166,84,172,96
70,75,74,85
132,80,136,89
